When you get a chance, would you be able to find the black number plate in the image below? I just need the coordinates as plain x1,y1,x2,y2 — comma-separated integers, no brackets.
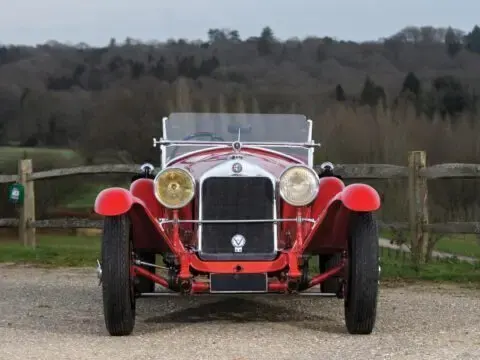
209,273,268,293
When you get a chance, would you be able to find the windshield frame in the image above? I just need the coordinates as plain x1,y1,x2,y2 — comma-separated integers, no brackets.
158,113,317,169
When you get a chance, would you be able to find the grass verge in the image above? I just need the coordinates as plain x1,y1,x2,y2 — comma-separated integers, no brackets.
380,229,480,259
0,235,478,283
0,235,100,267
378,247,480,283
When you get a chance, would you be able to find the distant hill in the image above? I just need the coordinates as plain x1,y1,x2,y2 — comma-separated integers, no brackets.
0,25,479,159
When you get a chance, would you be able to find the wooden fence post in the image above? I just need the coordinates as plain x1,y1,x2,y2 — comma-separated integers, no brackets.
18,159,36,248
407,151,429,268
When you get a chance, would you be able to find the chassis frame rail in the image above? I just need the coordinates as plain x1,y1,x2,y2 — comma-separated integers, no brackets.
129,259,346,295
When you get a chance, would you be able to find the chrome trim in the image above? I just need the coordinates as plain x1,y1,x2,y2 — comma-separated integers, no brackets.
96,259,102,286
153,167,196,209
160,116,168,169
133,259,169,270
154,138,321,148
197,158,279,253
158,218,315,224
278,164,321,207
307,119,314,167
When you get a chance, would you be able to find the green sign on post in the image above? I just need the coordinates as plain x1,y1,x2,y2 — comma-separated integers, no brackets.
7,183,24,205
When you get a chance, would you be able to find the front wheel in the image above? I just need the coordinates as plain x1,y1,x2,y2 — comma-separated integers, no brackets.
101,214,136,336
344,211,379,335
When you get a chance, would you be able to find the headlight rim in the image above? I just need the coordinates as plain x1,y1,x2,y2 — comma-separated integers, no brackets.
278,164,320,207
153,167,196,209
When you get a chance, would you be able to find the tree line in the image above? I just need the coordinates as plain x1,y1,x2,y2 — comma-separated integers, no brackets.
1,25,480,153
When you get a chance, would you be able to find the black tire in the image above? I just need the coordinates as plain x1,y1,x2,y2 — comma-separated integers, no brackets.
344,211,379,335
101,214,135,336
319,253,343,295
135,252,156,294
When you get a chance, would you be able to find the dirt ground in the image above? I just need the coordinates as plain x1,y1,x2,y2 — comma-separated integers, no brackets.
0,266,479,360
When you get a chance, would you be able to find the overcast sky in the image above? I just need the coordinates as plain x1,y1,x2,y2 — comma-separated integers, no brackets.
1,0,479,46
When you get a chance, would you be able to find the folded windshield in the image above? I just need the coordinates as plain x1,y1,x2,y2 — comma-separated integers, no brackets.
163,112,311,162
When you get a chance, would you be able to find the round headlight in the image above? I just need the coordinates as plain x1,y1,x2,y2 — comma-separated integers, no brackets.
279,165,320,206
154,168,195,209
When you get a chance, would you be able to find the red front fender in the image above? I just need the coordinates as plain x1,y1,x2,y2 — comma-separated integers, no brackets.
301,183,380,253
340,183,381,212
94,187,134,216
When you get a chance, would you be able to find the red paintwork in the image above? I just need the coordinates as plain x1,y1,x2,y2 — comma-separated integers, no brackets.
188,253,289,273
302,182,381,254
132,265,169,288
129,178,165,219
341,183,381,212
94,145,381,294
169,146,303,179
308,259,346,288
94,187,135,216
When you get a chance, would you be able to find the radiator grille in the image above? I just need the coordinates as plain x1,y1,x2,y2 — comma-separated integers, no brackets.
199,176,275,258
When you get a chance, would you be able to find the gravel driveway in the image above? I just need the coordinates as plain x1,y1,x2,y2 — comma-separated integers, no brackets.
0,266,479,360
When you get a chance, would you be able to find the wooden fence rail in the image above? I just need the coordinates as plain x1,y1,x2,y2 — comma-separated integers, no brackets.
1,151,479,265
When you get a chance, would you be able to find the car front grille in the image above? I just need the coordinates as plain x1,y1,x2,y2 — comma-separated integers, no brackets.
199,176,275,260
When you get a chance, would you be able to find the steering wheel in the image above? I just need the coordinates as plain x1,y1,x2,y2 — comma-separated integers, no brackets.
168,132,225,159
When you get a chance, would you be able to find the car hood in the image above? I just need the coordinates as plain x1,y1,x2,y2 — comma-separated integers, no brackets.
168,147,304,179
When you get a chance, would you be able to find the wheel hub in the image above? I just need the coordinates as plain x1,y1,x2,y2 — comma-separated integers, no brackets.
96,259,102,285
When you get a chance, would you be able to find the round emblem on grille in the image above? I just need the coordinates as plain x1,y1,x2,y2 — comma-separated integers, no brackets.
232,162,242,173
231,234,246,250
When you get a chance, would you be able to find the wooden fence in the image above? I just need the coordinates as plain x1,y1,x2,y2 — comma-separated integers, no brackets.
1,150,479,265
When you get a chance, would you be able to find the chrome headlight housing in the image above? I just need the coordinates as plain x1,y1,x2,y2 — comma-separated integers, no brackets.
279,165,320,206
153,167,195,209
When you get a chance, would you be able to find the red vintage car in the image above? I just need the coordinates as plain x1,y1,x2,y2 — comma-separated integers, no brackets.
94,113,381,336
